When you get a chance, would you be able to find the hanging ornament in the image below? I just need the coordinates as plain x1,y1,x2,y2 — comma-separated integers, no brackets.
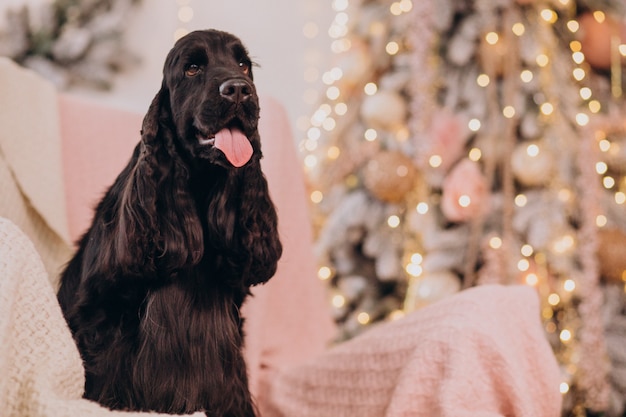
361,150,418,203
404,270,461,312
511,140,554,187
597,228,626,283
337,39,374,86
360,89,407,131
440,159,489,223
605,137,626,170
579,11,625,71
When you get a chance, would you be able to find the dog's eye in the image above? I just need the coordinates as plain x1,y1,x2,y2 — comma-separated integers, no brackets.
185,64,201,77
239,61,250,75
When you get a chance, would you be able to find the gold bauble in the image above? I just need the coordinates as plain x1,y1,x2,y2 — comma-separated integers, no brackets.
361,150,418,203
511,140,553,187
360,90,407,130
597,228,626,283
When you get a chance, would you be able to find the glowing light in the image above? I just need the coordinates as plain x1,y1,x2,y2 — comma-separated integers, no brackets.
429,155,443,168
615,192,626,204
357,312,370,324
589,100,601,113
620,44,626,56
503,106,516,118
576,113,590,126
174,28,189,40
335,12,349,26
303,139,318,152
390,2,402,15
553,235,575,254
593,11,606,23
468,119,481,132
580,87,592,100
596,161,608,174
332,294,345,308
326,86,340,100
489,237,502,249
518,259,530,271
364,82,378,95
416,202,429,214
536,54,549,67
302,22,319,39
458,195,471,207
564,279,576,292
388,215,401,228
540,103,554,115
304,154,318,168
477,74,490,87
406,263,423,277
570,40,582,52
512,22,525,36
318,266,332,280
598,139,611,152
596,215,608,227
604,176,616,189
411,253,423,264
521,245,533,257
399,0,413,12
386,41,400,55
515,194,528,207
520,70,533,83
558,188,572,203
548,293,561,306
364,128,378,141
560,382,570,394
335,102,348,115
573,68,586,81
572,51,584,64
525,273,539,286
178,5,194,22
567,20,579,33
469,148,482,161
322,117,336,131
332,0,349,11
560,329,572,343
485,32,499,45
540,9,558,23
527,144,539,157
327,146,340,159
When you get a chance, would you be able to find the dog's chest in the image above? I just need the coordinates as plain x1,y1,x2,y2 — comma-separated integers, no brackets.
132,280,249,412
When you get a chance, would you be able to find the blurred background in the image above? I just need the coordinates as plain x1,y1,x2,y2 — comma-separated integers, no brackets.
3,1,626,416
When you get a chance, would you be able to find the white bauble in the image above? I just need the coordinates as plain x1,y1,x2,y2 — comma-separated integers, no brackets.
511,140,553,187
404,270,461,311
360,90,407,130
337,42,373,85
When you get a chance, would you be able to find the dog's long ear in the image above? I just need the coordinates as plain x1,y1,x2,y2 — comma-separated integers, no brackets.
241,163,282,286
112,86,203,275
204,157,281,287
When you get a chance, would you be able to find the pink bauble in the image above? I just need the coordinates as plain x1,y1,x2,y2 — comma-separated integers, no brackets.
579,12,624,70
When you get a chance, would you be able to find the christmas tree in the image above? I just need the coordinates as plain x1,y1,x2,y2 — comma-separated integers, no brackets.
303,0,626,415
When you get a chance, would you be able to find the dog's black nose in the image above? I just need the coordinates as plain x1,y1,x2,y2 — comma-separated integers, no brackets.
219,79,252,103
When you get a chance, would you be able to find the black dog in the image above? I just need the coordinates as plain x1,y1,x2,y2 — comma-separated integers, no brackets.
57,30,282,416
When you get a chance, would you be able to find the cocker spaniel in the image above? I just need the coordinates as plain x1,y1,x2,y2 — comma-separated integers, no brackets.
57,29,282,416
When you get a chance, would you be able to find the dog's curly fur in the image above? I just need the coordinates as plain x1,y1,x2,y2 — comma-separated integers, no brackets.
57,29,282,416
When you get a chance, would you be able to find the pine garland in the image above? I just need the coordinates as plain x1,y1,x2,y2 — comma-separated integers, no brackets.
0,0,141,89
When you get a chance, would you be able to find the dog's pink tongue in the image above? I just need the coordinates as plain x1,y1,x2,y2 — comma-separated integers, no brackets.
214,128,253,167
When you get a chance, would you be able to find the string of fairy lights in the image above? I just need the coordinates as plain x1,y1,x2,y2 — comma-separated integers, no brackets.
302,0,626,411
174,0,194,41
